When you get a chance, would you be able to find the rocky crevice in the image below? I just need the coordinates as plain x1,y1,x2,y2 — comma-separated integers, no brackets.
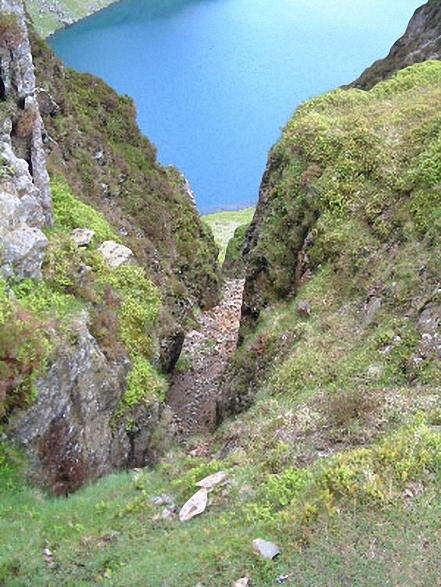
166,279,245,441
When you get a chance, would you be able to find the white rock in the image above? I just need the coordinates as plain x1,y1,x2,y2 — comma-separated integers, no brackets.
196,470,228,489
252,538,281,560
98,240,134,268
233,578,249,587
70,228,95,247
179,488,208,522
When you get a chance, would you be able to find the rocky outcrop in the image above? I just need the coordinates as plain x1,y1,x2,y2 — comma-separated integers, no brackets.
8,313,174,494
0,138,48,279
0,0,52,279
351,1,441,90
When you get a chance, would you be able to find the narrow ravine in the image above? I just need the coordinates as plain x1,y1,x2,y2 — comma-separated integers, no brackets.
166,279,245,441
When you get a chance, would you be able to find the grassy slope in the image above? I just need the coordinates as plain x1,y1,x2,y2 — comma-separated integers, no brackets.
1,421,439,585
25,0,117,37
1,62,441,586
203,207,255,263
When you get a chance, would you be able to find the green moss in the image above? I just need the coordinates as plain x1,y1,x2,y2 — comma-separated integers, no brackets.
249,418,441,533
116,358,166,417
93,263,161,361
11,279,81,320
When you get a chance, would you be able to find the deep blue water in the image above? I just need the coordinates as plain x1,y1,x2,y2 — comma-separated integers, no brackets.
50,0,422,213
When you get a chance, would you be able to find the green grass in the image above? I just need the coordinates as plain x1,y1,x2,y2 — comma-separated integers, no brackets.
25,0,118,37
203,207,255,263
1,414,439,586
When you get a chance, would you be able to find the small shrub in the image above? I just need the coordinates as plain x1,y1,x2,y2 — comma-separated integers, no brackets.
12,107,37,139
95,264,161,361
321,387,380,429
0,280,49,418
42,234,86,291
89,285,124,360
0,13,23,49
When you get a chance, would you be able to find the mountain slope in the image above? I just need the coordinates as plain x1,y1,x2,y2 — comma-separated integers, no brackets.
351,0,441,90
0,3,440,585
0,0,219,492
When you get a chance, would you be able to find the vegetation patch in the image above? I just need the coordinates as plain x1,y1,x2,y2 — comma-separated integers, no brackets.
51,179,118,244
116,358,166,417
0,13,23,49
0,280,50,418
203,207,255,264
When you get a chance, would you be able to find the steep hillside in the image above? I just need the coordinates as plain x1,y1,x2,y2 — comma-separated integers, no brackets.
226,61,441,412
30,30,220,339
0,3,440,585
1,54,439,587
351,0,441,90
0,0,219,493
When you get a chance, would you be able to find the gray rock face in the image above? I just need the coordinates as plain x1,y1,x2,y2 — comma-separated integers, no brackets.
351,2,441,90
0,0,53,240
0,137,48,279
7,314,171,493
0,222,48,280
7,315,127,491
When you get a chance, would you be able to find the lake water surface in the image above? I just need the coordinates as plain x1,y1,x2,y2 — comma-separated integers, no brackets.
50,0,422,213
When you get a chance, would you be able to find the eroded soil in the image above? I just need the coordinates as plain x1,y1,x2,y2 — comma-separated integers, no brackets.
166,279,244,440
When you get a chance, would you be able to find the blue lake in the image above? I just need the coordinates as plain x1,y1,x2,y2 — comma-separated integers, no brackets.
50,0,423,213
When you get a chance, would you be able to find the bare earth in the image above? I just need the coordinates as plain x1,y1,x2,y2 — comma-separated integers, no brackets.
166,279,244,441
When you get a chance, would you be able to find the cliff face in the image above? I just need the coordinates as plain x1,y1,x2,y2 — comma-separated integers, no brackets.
0,0,219,493
0,0,51,280
351,0,441,90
